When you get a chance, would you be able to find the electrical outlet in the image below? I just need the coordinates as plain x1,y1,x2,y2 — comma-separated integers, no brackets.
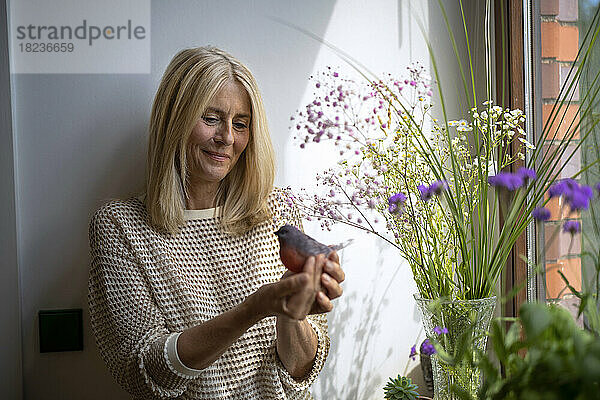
38,309,83,353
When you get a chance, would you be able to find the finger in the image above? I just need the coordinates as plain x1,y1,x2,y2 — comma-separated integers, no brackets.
321,273,343,300
313,254,325,290
315,291,333,312
323,260,345,283
327,250,339,263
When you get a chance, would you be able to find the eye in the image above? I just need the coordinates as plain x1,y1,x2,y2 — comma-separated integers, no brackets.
233,122,248,130
202,116,218,125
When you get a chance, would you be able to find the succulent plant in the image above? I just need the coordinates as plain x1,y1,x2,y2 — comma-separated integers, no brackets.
383,375,420,400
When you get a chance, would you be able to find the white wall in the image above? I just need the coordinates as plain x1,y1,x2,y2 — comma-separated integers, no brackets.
4,1,489,399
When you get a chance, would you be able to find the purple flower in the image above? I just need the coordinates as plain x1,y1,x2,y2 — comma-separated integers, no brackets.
420,339,436,356
388,194,406,215
433,326,448,335
409,345,417,361
562,179,579,202
429,180,449,195
418,181,449,202
595,182,600,195
388,192,407,205
488,172,525,191
517,167,537,182
580,185,594,199
549,179,595,211
418,184,432,201
548,181,566,198
532,207,551,221
569,191,591,211
563,220,581,235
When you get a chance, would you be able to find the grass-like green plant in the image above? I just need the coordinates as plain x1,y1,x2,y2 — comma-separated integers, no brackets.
578,6,600,334
286,0,600,301
526,2,600,337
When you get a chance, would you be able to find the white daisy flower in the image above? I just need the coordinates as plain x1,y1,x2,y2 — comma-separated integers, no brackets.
518,137,535,150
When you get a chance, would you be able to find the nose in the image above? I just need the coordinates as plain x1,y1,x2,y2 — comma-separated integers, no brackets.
214,121,235,146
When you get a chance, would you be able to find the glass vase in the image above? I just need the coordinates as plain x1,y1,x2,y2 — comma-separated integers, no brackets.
414,295,496,400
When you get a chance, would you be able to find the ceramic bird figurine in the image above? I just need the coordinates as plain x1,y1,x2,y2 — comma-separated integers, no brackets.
274,224,354,273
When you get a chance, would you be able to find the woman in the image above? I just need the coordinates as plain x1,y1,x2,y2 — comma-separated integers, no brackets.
88,46,345,400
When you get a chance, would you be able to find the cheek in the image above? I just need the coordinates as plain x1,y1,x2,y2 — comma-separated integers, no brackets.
190,123,212,144
185,143,201,167
235,135,250,155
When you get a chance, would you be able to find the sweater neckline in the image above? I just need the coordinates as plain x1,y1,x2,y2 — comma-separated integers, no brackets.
136,193,222,220
183,206,222,220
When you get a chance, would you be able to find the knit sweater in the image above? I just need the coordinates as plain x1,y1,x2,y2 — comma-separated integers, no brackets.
87,187,329,399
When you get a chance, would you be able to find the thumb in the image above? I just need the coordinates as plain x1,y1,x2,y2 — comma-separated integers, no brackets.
276,271,310,297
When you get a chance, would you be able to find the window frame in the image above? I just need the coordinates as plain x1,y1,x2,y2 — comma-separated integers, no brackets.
494,0,539,317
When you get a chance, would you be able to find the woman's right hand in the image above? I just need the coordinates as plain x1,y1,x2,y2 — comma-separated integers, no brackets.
251,254,325,320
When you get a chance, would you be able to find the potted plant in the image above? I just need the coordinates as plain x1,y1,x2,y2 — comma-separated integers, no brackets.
383,375,432,400
440,302,600,400
435,144,600,399
284,1,600,398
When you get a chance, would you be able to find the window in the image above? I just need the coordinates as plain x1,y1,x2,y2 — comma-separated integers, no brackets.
535,0,600,324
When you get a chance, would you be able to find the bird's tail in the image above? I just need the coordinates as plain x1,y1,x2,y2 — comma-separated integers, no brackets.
328,238,354,252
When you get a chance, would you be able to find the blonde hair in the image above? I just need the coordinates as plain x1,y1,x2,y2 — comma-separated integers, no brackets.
145,46,275,236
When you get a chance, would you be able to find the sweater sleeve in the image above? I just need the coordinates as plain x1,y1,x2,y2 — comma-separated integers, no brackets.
87,205,198,399
275,187,331,392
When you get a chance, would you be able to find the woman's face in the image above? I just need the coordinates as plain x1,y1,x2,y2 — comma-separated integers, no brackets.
186,79,251,189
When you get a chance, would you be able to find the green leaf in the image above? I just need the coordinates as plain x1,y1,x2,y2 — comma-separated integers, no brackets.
451,383,475,400
505,320,521,348
519,303,551,341
490,319,507,363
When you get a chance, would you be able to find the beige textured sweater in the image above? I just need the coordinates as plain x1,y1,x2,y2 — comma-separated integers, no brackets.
87,187,329,399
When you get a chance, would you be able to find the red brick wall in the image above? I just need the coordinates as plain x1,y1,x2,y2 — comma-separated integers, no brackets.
540,0,581,299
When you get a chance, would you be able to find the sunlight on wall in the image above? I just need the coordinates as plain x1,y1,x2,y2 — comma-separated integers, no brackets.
280,1,438,398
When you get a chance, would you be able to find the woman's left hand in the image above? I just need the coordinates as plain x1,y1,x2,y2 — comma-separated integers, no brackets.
280,250,345,315
310,250,344,314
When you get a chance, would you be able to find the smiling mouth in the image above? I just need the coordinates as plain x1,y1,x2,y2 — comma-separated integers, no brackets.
203,150,230,161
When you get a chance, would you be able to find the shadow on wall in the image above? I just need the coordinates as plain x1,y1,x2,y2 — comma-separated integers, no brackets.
315,239,391,399
426,0,490,119
314,237,424,399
